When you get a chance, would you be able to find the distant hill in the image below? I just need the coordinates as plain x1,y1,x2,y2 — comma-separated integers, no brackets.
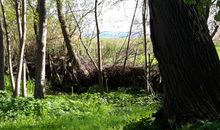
84,31,142,38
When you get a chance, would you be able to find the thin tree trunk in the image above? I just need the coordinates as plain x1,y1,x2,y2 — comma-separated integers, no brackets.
27,0,38,40
0,19,5,91
142,0,148,70
133,48,138,67
14,0,27,97
149,0,220,121
95,0,104,93
56,0,89,77
142,0,148,91
22,60,27,97
15,0,22,43
211,25,219,38
34,0,47,99
123,0,139,70
0,0,15,92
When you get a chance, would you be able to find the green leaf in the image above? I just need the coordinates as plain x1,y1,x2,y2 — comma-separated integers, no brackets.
217,0,220,7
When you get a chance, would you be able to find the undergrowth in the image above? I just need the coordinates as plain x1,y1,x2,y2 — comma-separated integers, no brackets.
0,91,161,130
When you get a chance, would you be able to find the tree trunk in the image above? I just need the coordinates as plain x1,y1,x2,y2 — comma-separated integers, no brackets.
123,0,139,71
15,0,22,42
0,19,5,91
27,0,38,40
142,0,148,70
14,0,27,97
142,0,148,91
149,0,220,121
22,60,27,97
56,0,89,77
34,0,47,99
0,0,15,92
95,0,104,93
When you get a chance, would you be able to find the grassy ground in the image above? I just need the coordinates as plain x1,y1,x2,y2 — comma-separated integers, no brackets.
215,44,220,57
1,42,220,130
0,91,161,130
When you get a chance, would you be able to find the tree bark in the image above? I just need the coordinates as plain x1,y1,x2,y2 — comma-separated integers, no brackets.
95,0,104,93
142,0,148,70
22,60,27,97
0,19,5,91
14,0,27,97
149,0,220,121
56,0,89,78
34,0,47,98
0,0,15,92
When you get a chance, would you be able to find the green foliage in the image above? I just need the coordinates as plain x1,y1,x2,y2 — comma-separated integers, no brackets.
123,117,156,130
215,44,220,58
0,92,161,130
4,75,35,96
183,0,220,21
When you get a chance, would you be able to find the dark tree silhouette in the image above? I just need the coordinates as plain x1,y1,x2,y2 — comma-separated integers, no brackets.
149,0,220,121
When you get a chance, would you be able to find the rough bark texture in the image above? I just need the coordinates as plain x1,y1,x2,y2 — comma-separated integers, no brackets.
0,0,15,92
34,0,47,98
0,19,5,90
149,0,220,121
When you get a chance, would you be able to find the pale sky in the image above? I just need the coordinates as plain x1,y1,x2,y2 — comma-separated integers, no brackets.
100,0,141,32
79,0,150,36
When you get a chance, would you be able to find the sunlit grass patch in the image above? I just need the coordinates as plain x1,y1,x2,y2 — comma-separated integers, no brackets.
0,92,161,130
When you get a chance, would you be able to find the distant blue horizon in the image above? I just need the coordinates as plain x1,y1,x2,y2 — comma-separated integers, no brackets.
84,31,142,38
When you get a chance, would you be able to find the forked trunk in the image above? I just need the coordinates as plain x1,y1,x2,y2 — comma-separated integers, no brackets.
15,0,27,97
149,0,220,120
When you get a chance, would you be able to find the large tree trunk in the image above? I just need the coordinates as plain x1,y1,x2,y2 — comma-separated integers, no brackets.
149,0,220,121
34,0,47,98
56,0,89,79
0,19,5,90
0,0,15,92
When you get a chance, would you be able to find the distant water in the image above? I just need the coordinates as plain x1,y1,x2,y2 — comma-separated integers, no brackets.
84,31,142,38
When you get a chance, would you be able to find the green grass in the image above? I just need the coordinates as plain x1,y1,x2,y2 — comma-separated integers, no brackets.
215,44,220,58
0,91,161,130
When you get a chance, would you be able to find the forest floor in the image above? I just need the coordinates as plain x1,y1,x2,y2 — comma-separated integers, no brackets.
0,91,161,130
1,91,219,130
0,45,220,130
